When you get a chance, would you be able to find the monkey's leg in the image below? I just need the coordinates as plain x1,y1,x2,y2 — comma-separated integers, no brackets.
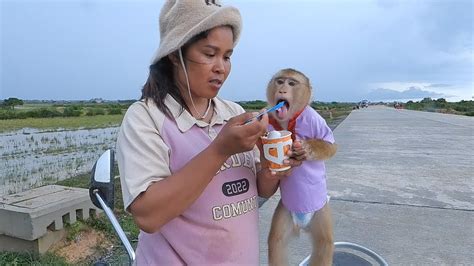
268,199,294,266
308,204,334,266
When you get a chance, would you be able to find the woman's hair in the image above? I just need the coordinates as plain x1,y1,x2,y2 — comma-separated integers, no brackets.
141,30,211,118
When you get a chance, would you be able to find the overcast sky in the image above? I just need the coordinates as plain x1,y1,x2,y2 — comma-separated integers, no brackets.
1,0,473,102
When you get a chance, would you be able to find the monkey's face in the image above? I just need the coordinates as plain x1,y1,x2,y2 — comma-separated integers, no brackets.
267,70,312,123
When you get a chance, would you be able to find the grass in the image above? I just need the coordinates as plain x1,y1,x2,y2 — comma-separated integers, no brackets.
65,221,89,242
0,114,124,133
0,252,68,266
15,103,55,109
318,109,352,130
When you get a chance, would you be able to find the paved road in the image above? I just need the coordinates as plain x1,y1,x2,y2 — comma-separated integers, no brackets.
258,106,474,265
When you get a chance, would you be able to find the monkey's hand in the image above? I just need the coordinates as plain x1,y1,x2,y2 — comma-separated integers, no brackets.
301,139,337,161
287,140,306,162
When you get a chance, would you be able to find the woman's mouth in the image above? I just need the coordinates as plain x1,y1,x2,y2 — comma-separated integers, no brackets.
209,79,223,89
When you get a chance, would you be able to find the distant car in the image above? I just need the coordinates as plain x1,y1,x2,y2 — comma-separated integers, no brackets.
394,102,403,109
359,100,369,108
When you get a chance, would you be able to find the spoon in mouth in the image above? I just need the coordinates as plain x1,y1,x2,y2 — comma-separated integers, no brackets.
243,101,285,124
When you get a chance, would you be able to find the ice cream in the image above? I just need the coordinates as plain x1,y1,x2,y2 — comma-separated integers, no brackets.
267,130,281,139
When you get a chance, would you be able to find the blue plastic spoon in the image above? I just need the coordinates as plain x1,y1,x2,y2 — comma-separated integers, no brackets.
244,101,285,124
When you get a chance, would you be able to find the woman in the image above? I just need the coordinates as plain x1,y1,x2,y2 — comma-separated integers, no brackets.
116,0,304,264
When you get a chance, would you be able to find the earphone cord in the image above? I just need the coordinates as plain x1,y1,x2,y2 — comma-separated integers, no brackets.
178,48,211,120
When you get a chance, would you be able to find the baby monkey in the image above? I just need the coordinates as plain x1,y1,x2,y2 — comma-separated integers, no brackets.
266,68,337,266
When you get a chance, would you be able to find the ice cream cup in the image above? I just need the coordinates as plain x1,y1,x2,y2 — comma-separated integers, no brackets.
261,130,293,171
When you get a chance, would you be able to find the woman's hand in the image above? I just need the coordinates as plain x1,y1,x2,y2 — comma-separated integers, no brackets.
212,110,268,158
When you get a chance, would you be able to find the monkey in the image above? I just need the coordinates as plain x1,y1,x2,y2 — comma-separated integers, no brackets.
265,68,337,266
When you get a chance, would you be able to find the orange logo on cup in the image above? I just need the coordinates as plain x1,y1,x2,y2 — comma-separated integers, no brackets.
261,130,292,171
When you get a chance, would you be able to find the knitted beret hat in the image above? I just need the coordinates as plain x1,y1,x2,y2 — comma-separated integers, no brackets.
152,0,242,64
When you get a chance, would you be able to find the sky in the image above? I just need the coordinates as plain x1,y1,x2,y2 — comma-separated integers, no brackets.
1,0,473,102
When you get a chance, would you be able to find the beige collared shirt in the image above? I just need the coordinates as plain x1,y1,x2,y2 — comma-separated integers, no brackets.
116,95,259,210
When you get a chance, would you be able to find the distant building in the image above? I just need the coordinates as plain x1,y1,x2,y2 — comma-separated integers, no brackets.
90,98,104,103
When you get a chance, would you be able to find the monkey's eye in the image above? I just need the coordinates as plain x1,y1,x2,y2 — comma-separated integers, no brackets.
288,81,296,86
276,79,284,85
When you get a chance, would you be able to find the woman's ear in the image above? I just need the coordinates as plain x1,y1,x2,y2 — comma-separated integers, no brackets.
168,52,180,66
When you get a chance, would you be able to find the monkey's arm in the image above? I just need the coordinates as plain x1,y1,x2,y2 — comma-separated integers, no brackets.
302,139,337,161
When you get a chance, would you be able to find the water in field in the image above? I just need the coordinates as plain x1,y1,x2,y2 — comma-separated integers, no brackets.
0,127,119,196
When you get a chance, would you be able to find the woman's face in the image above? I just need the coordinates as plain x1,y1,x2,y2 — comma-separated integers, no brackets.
176,26,234,100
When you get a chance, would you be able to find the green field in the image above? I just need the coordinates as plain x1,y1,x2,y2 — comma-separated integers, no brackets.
0,114,124,133
1,101,355,133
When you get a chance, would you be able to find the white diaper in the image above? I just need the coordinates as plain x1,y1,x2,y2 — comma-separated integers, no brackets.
291,211,315,229
290,195,330,229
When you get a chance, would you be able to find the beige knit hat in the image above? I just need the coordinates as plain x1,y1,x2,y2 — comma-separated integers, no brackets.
152,0,242,64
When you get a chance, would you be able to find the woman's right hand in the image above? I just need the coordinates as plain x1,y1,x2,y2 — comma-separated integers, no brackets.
212,111,268,157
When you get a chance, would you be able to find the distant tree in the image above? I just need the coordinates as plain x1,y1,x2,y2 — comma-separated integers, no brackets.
2,97,24,109
434,98,447,108
63,105,82,117
420,97,432,104
108,107,122,115
237,100,267,110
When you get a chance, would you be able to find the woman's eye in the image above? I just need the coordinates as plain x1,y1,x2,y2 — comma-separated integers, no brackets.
202,51,216,57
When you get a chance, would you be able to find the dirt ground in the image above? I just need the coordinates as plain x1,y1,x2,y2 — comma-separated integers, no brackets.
51,228,113,264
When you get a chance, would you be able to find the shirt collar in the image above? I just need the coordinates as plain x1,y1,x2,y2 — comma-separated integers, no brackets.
165,94,234,133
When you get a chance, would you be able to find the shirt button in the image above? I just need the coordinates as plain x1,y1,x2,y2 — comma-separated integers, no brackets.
209,127,217,140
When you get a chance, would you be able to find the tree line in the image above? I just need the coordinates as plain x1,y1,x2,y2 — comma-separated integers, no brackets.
404,98,474,116
236,100,355,111
0,98,132,120
1,97,24,109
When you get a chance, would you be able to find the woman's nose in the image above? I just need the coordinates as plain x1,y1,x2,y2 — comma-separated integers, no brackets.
213,58,225,73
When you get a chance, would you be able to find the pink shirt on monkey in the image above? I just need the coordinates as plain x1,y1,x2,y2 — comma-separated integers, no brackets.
268,106,335,213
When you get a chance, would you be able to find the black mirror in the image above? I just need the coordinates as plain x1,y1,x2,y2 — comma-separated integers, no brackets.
88,149,136,263
89,149,115,210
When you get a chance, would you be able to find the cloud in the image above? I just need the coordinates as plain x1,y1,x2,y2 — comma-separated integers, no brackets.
1,0,472,101
426,83,452,88
365,87,449,101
